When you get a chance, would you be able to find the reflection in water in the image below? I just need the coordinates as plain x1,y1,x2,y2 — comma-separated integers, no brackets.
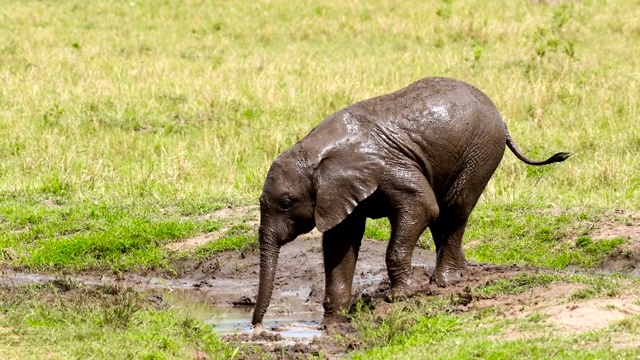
155,289,324,340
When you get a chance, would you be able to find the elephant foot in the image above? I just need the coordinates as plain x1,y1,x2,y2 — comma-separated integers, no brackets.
385,283,417,303
322,296,351,325
321,312,348,326
430,266,466,288
252,324,265,336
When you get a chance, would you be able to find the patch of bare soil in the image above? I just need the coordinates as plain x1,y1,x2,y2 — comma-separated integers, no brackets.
474,282,640,348
166,237,534,310
198,205,259,221
166,205,259,251
545,297,640,332
592,210,640,275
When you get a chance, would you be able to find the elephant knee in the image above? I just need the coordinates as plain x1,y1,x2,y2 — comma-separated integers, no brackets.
420,190,440,223
425,203,439,224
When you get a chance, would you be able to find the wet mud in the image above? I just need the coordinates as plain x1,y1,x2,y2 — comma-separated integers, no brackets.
0,239,529,316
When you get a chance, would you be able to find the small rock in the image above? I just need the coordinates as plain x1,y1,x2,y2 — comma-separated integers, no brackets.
253,331,283,341
232,296,255,306
147,293,164,306
290,343,310,353
2,248,17,260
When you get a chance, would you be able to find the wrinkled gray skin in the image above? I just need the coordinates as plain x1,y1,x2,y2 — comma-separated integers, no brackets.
251,77,570,327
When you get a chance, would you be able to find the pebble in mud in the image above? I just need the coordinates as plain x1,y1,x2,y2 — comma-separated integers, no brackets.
231,295,256,306
146,293,164,306
224,332,283,342
253,331,283,342
273,343,320,357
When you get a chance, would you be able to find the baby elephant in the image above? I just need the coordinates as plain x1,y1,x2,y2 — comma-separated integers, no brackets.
251,77,570,330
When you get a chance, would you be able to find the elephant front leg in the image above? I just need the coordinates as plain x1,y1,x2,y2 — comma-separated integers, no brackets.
429,216,468,287
385,190,439,301
321,214,366,324
385,215,427,301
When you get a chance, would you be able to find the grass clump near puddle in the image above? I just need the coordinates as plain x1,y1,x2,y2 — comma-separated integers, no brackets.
194,234,258,261
475,272,625,301
0,280,248,359
475,273,561,298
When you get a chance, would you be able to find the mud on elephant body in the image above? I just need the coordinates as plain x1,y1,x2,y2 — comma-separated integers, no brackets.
251,77,570,328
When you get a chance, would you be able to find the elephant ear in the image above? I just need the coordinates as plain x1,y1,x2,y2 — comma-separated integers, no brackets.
314,140,383,232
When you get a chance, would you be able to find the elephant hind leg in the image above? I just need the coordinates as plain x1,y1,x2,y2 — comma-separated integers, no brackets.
429,213,469,287
430,144,503,287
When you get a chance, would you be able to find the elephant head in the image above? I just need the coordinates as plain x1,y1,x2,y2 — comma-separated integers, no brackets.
251,111,384,328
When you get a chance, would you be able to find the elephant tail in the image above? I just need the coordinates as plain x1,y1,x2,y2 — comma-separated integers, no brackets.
506,132,571,166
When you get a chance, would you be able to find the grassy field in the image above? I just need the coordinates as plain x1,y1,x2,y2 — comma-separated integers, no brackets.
1,0,639,358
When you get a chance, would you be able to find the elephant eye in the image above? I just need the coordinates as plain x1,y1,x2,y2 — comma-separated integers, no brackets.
279,198,292,211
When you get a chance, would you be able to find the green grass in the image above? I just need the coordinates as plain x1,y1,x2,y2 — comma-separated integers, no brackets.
465,206,628,269
1,0,639,206
0,197,224,270
350,305,640,360
194,226,258,260
612,315,640,335
0,0,638,271
474,272,625,300
0,282,247,359
566,274,623,301
475,273,560,298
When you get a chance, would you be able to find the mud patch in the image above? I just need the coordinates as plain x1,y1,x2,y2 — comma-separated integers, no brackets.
150,289,324,343
160,238,535,358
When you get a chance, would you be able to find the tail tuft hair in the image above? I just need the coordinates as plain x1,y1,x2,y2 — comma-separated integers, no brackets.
547,152,572,164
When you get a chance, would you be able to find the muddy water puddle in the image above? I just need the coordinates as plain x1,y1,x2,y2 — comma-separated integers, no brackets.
0,270,325,342
152,289,324,342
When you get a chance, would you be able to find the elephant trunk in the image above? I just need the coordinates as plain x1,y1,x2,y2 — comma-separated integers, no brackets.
251,230,280,327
